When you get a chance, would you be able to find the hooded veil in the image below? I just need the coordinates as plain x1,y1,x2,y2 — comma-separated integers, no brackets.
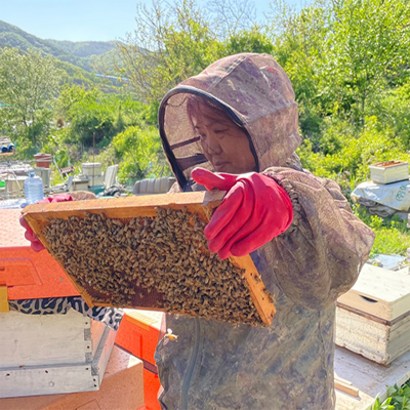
158,53,302,189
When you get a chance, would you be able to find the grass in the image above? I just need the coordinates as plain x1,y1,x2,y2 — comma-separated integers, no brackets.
353,205,410,257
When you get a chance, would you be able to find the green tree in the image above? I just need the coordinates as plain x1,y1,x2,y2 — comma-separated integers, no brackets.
270,0,410,168
118,0,222,104
224,26,274,55
372,81,410,149
320,0,410,125
0,47,62,153
55,85,146,149
270,3,330,141
206,0,257,38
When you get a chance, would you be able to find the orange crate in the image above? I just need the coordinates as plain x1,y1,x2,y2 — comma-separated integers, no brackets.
143,368,161,410
116,310,163,410
0,209,78,300
116,310,163,366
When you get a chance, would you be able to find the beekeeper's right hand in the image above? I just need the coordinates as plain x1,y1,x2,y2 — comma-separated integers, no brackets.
191,167,293,259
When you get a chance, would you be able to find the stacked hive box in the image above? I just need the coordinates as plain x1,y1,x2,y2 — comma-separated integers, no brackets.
0,309,116,397
0,209,117,398
336,263,410,365
369,161,409,184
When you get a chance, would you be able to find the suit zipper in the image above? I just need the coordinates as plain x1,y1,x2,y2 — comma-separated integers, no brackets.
181,319,202,410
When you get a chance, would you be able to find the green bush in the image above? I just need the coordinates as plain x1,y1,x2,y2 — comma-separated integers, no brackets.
112,125,170,185
353,205,410,256
298,116,410,192
372,380,410,409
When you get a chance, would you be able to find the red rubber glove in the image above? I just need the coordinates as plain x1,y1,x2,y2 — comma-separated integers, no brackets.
191,167,293,259
19,194,73,252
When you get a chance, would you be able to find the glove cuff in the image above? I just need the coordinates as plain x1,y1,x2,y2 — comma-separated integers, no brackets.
262,171,300,234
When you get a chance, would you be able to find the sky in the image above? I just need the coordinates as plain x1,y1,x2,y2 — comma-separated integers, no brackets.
0,0,307,42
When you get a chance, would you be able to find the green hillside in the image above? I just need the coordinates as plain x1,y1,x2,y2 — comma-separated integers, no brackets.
46,39,116,57
0,20,120,76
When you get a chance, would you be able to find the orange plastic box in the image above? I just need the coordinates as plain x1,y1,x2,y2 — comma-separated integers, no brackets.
116,309,163,366
0,209,79,300
116,309,164,410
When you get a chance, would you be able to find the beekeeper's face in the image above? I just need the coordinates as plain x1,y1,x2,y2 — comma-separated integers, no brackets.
192,101,256,174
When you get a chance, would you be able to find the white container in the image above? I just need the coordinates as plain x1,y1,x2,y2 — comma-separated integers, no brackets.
0,309,116,398
24,172,44,204
369,161,409,184
82,163,102,177
133,176,176,195
5,176,26,198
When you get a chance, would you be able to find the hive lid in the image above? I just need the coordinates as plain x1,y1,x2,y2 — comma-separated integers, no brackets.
337,263,410,323
21,191,276,326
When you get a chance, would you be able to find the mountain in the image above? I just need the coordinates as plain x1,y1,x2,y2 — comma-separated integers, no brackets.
0,20,122,79
45,39,120,73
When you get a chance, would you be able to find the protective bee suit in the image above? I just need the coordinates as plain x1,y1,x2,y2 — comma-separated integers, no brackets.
155,53,374,410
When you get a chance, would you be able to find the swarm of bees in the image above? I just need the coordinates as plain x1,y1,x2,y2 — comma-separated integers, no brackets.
43,207,266,326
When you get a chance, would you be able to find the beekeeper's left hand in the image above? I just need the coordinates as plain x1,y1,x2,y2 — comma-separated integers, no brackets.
19,193,74,252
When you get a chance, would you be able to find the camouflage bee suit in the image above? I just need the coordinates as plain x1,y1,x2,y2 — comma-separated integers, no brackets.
155,53,375,410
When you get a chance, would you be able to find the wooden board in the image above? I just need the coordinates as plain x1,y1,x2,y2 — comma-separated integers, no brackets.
334,347,410,410
337,264,410,322
21,191,275,326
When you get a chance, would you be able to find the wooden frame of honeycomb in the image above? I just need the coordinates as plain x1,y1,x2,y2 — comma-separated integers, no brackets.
22,191,275,326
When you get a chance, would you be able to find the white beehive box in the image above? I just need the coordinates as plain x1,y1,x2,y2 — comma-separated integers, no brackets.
82,162,102,177
336,264,410,365
70,177,89,192
0,308,116,398
369,161,409,184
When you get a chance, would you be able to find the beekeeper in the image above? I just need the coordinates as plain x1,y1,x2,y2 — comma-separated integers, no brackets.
155,52,375,409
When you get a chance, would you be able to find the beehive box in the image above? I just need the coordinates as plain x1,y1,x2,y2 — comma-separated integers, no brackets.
0,309,117,398
21,191,275,327
336,264,410,365
0,346,145,409
369,160,409,184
